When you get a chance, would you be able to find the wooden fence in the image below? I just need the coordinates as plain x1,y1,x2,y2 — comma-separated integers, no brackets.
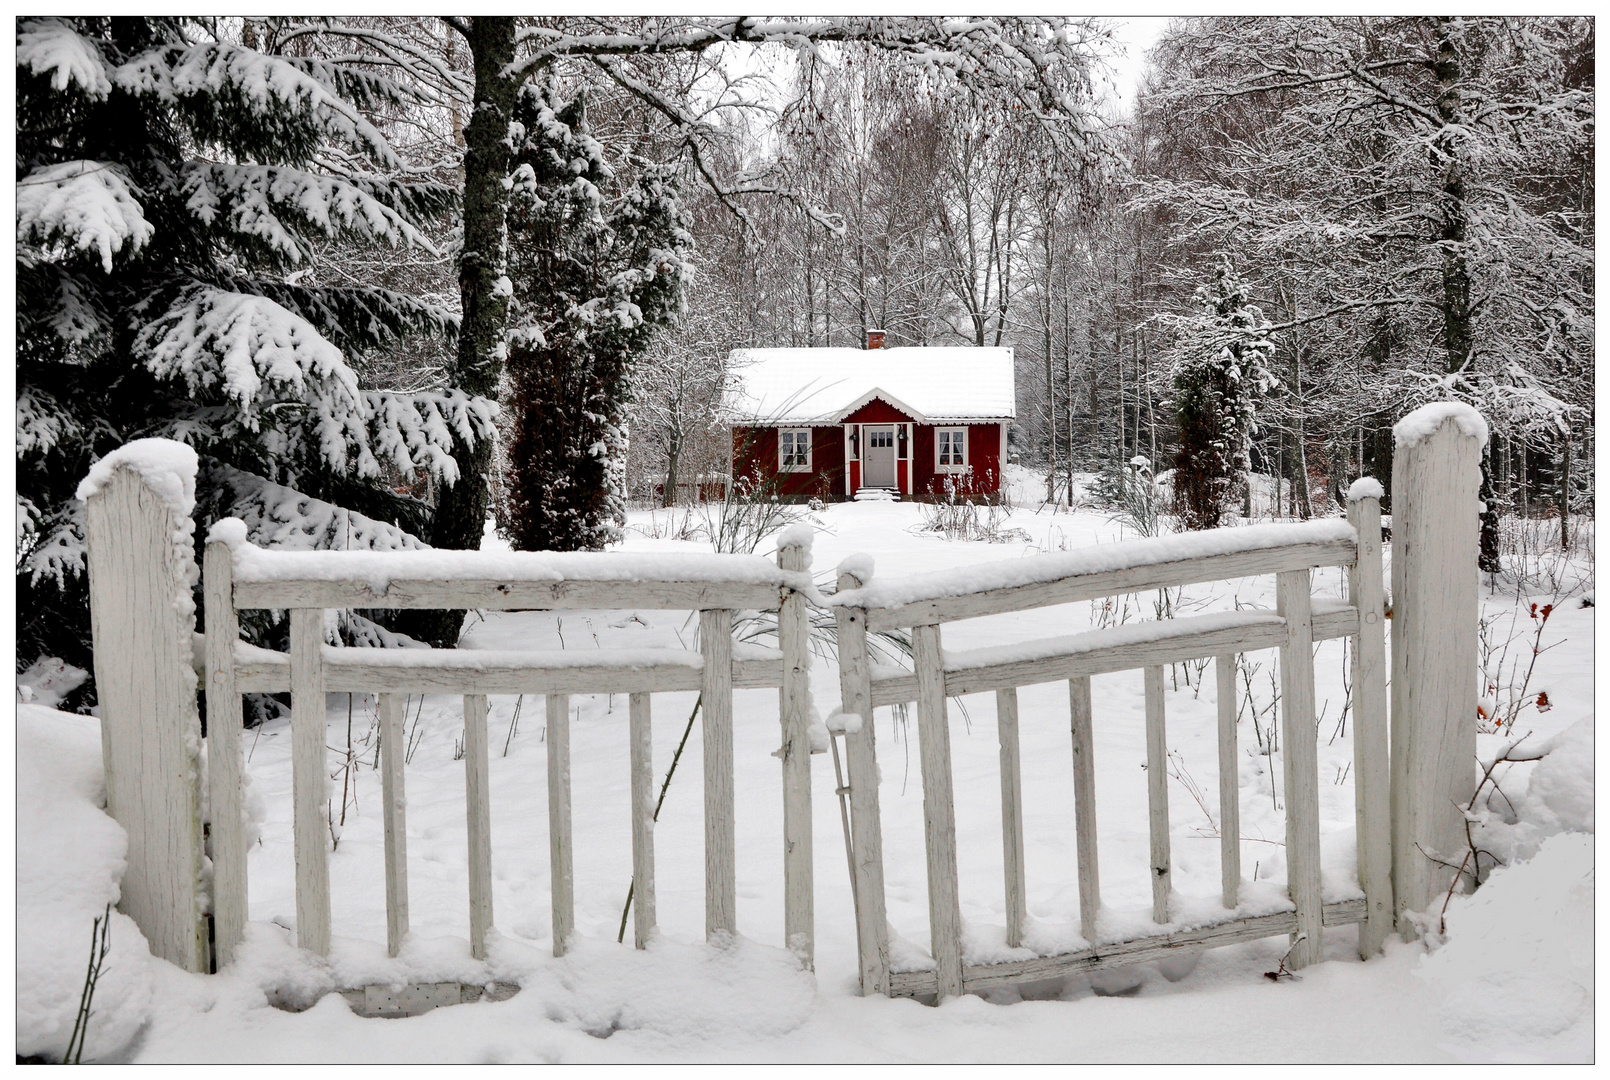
80,404,1483,1000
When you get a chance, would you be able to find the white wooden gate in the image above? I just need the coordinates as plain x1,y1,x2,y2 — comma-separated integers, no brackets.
79,404,1483,994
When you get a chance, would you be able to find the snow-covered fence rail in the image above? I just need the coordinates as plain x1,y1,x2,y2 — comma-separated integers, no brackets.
201,528,820,971
830,508,1394,1001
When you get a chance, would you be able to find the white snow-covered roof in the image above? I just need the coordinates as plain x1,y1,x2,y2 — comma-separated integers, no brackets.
724,346,1015,425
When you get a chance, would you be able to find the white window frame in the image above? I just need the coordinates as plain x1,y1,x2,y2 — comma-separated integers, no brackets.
935,427,969,472
778,428,812,472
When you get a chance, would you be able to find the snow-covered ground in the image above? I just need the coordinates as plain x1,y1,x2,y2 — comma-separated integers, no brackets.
17,496,1594,1062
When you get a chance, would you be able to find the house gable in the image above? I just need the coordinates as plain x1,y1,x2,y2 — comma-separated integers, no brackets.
841,396,918,425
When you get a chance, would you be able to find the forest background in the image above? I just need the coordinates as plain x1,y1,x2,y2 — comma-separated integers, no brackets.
16,16,1594,691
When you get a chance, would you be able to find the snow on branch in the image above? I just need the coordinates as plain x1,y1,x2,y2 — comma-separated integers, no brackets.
113,41,398,169
18,161,155,273
16,387,84,459
137,289,378,478
366,389,498,485
521,18,1111,147
201,463,427,554
17,18,112,99
181,163,439,263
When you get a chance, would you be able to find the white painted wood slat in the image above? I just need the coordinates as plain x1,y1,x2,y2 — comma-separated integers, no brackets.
700,609,736,940
546,693,573,956
777,543,814,967
1277,570,1323,967
464,694,494,960
379,692,409,957
912,623,963,1000
996,688,1027,949
234,577,781,613
1348,492,1394,957
886,899,1369,997
289,607,331,956
1068,676,1101,945
628,692,655,950
866,538,1356,629
1216,653,1240,910
203,541,247,969
1143,665,1171,924
834,571,891,997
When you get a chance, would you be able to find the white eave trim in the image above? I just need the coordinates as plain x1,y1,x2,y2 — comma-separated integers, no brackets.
827,388,928,424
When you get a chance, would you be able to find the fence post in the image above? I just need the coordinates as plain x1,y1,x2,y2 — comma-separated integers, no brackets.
1390,404,1485,937
835,561,891,996
777,534,814,967
80,441,209,973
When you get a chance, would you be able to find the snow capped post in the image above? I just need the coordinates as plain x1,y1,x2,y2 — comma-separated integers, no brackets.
1389,403,1486,937
776,524,815,967
78,439,210,973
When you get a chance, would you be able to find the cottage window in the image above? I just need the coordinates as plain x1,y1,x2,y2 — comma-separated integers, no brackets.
779,428,812,472
936,427,968,471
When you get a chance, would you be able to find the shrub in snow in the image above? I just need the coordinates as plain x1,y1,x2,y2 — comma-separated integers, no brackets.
17,17,482,688
1165,256,1276,532
501,81,692,554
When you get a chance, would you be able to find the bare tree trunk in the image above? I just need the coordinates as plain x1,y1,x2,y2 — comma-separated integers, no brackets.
1559,432,1572,548
414,16,518,645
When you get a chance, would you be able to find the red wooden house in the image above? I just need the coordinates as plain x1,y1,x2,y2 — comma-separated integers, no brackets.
725,337,1015,500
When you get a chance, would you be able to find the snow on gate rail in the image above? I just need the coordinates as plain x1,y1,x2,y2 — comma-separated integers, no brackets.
824,512,1394,1001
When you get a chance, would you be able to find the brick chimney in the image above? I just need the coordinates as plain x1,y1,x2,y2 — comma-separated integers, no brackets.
866,328,886,350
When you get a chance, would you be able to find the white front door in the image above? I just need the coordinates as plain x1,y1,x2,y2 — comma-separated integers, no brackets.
864,426,897,488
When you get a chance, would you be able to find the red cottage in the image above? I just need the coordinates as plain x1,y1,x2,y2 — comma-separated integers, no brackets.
725,337,1015,501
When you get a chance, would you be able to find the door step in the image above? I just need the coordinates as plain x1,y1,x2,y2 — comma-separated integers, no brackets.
854,488,900,502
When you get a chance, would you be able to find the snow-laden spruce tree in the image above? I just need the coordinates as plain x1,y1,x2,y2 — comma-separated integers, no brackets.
16,17,489,685
501,80,692,551
1168,256,1276,531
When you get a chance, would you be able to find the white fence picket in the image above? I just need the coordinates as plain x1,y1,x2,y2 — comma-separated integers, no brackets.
1143,665,1171,924
1068,676,1101,945
1277,570,1323,968
464,694,494,960
289,607,330,956
546,693,573,957
996,687,1027,949
203,540,247,969
1215,653,1241,911
379,692,410,957
700,609,737,940
777,540,814,966
628,692,656,950
835,569,891,996
1347,492,1394,956
912,623,963,1000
